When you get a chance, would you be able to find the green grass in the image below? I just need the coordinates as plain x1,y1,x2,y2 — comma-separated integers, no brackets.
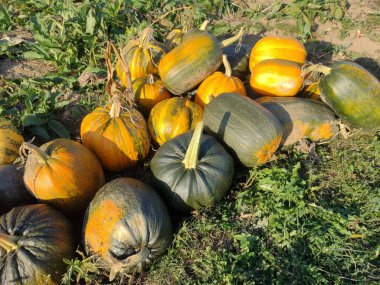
1,1,379,284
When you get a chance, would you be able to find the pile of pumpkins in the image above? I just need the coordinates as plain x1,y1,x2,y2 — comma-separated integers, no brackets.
1,22,379,284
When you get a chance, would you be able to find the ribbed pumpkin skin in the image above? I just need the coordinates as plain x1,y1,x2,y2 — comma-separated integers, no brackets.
319,61,380,129
195,71,247,108
158,29,223,95
23,139,105,213
249,36,307,70
83,178,172,275
223,43,251,80
0,120,24,166
256,97,339,145
250,59,303,97
81,106,150,171
0,204,74,285
148,97,203,145
203,93,283,167
132,76,171,115
116,42,166,88
0,164,34,214
150,129,234,213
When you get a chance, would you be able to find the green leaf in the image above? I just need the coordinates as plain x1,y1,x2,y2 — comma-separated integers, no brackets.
86,9,96,35
23,50,46,59
29,125,50,140
23,114,47,127
334,6,343,20
48,119,70,138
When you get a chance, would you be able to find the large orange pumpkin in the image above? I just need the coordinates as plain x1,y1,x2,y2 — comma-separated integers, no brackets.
132,74,171,115
81,43,150,172
249,36,307,71
250,59,303,97
0,119,24,166
148,97,203,145
195,54,247,108
116,28,166,88
21,139,105,214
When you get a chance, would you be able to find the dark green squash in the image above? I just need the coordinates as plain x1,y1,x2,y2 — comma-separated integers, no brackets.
0,204,74,285
223,43,251,80
83,178,172,280
158,28,243,95
0,164,34,214
150,121,234,213
203,93,283,167
319,61,380,129
256,97,340,145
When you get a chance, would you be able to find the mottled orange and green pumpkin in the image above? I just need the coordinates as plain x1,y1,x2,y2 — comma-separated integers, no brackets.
22,139,105,214
249,36,307,70
0,119,24,166
148,97,203,145
256,97,339,145
195,55,247,108
116,28,166,88
250,59,303,97
132,74,171,115
80,104,150,172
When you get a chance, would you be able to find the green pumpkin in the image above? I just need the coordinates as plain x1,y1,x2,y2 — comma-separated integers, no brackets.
150,121,234,213
256,97,340,145
0,204,74,285
0,164,34,214
83,178,172,280
203,93,283,167
319,61,380,129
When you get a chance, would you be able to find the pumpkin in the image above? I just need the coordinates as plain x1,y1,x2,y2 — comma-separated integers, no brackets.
195,54,247,108
148,97,203,145
0,119,24,166
83,178,172,280
150,121,234,213
0,164,34,214
318,61,380,129
301,80,321,100
0,204,74,285
22,138,105,214
203,93,283,167
223,43,251,80
158,28,244,95
249,35,307,71
81,42,150,171
132,74,171,115
250,59,303,97
256,97,339,145
116,28,166,88
166,20,209,49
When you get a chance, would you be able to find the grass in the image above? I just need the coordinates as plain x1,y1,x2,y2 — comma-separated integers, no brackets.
1,0,379,284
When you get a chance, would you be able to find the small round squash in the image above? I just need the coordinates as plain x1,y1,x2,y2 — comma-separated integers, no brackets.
250,59,303,97
0,204,74,285
0,119,24,166
148,97,203,145
151,121,234,213
83,178,173,280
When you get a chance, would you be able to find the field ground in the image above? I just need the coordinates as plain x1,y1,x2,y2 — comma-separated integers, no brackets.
0,0,379,284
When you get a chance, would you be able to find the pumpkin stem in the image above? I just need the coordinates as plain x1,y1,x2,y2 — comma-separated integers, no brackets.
199,20,209,31
222,54,232,77
109,98,122,118
108,247,150,281
302,64,331,78
182,121,204,169
139,27,154,46
147,74,155,85
0,233,20,253
221,27,244,48
19,142,49,163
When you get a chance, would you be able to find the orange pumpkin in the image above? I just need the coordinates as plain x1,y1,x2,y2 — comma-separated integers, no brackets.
165,20,209,49
148,97,203,145
132,74,171,115
81,42,150,172
249,36,307,71
21,139,105,214
195,54,247,108
250,59,303,97
116,28,166,88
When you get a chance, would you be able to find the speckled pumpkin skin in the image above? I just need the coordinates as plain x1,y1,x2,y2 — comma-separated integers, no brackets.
256,97,339,145
0,204,74,285
83,178,173,275
0,120,24,166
